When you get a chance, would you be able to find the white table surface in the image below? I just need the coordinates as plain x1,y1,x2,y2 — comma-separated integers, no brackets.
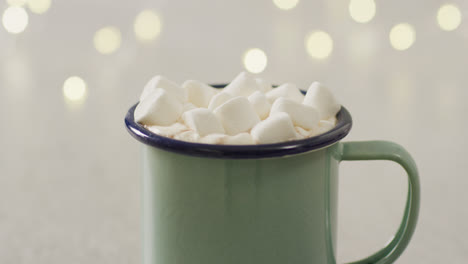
1,0,467,263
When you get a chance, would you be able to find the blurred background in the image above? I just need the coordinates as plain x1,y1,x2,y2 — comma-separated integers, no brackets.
0,0,467,263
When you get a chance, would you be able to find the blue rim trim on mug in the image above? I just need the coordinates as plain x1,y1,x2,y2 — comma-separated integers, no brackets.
125,84,352,159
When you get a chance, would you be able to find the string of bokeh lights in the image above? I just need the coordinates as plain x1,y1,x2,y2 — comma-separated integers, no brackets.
1,0,464,105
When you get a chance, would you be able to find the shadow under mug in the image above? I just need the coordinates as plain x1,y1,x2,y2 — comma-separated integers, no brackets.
125,97,420,264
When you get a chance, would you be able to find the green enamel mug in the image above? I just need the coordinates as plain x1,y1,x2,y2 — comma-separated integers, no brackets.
125,101,420,264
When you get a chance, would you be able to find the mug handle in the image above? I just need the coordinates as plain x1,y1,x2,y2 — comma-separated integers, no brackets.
338,141,420,264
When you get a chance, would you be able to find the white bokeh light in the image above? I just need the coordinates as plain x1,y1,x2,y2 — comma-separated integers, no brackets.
305,31,333,59
2,6,28,34
63,76,87,103
243,48,268,74
134,10,161,42
93,26,122,55
273,0,299,10
349,0,376,23
389,23,415,51
27,0,52,14
437,4,462,31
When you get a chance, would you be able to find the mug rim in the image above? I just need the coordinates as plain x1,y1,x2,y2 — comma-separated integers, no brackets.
125,85,352,159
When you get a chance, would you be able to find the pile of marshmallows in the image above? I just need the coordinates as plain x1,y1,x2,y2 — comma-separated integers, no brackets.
134,72,341,145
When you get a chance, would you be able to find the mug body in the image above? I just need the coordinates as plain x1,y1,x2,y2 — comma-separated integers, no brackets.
127,103,419,264
142,143,341,264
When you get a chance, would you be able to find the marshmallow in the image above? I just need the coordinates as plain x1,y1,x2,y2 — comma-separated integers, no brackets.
223,132,255,145
314,117,336,136
256,78,273,93
251,112,298,144
266,83,304,104
173,131,200,142
135,72,341,145
146,122,189,138
199,133,226,144
183,80,218,108
183,102,197,112
295,126,311,139
327,116,337,124
213,97,260,135
223,72,260,97
147,123,189,138
182,108,225,136
248,91,271,120
270,98,319,130
208,92,234,110
134,88,183,126
140,75,186,102
223,133,254,145
303,82,341,119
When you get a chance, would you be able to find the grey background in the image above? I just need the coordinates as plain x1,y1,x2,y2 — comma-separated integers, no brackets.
1,0,467,263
